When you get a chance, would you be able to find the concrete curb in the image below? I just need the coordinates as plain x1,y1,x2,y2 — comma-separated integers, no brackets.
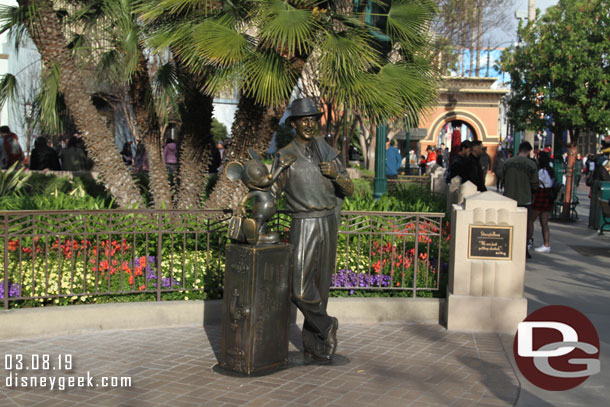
0,297,444,341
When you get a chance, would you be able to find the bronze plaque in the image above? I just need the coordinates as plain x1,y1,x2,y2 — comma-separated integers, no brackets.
468,225,512,260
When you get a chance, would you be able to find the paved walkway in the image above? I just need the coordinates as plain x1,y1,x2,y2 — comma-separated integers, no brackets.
505,184,610,407
0,185,608,407
0,323,519,407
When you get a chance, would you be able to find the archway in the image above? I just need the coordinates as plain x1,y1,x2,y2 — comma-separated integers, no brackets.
436,120,478,152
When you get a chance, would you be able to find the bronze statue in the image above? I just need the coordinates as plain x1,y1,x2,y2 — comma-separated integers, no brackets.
272,98,354,362
226,148,295,244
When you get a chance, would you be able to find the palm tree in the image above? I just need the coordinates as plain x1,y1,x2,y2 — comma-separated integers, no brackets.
6,0,144,208
142,0,438,210
71,0,176,209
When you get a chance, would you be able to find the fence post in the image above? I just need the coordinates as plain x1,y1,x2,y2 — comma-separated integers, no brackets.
157,212,162,302
3,214,8,310
413,214,419,298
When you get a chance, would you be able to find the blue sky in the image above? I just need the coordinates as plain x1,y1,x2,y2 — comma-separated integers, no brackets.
458,1,560,81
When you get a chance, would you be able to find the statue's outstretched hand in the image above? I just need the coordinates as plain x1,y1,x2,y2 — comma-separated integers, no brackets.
235,204,247,217
319,162,338,179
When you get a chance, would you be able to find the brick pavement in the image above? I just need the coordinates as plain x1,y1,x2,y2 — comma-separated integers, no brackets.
0,323,519,407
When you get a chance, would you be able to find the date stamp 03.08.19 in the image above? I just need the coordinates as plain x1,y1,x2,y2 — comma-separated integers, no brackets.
3,354,132,391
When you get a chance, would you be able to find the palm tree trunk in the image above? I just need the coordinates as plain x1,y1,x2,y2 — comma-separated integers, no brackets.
174,66,215,209
204,94,283,210
130,50,174,209
19,0,143,208
175,136,211,209
143,139,173,209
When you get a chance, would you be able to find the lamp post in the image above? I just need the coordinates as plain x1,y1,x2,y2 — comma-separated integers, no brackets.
373,124,388,199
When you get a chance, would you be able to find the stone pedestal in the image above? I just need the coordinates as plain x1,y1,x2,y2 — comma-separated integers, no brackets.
430,166,447,195
220,243,292,375
446,191,527,334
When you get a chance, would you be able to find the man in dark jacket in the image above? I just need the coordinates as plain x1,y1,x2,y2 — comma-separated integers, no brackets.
447,140,471,183
462,140,487,191
60,136,88,171
29,136,61,171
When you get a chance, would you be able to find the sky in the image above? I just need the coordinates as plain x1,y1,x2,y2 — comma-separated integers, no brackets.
500,0,559,43
462,0,560,82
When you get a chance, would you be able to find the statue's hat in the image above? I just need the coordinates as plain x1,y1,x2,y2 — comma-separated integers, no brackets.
287,98,322,122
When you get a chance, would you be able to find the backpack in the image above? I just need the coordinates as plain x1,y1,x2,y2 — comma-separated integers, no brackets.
550,179,563,202
3,133,24,165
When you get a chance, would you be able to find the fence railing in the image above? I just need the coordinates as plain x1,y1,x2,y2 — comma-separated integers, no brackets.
1,209,445,309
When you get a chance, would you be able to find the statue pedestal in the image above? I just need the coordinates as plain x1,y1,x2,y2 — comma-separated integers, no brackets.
220,243,293,376
446,191,528,334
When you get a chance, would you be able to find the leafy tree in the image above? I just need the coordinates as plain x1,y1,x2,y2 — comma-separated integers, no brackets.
210,118,227,142
500,0,610,217
431,0,511,76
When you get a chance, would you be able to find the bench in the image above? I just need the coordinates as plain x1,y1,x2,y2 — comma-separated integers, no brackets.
552,185,579,221
599,198,610,235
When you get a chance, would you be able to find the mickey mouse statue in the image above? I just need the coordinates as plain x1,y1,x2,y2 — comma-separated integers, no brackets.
225,148,296,244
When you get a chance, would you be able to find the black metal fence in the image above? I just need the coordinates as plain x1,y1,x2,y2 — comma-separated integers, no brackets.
2,209,445,309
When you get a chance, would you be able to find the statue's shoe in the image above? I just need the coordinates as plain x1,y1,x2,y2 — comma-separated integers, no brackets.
324,317,339,356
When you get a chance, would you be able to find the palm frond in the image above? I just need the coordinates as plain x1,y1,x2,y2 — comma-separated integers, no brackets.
152,62,180,125
192,16,252,67
242,50,297,106
316,30,381,83
257,0,320,56
0,4,32,52
203,64,243,97
36,64,65,134
386,0,436,51
377,62,437,126
137,0,218,22
0,74,18,110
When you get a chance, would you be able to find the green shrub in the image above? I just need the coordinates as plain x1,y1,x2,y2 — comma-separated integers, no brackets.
344,181,445,213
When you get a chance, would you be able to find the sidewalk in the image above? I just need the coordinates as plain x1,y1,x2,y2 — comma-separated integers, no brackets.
0,185,608,407
505,184,610,407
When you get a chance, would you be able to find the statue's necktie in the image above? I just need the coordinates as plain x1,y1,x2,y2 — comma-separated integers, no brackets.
305,144,314,160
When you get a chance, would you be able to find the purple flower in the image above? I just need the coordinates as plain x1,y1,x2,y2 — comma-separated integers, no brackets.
152,277,180,288
331,270,392,294
0,282,21,299
134,256,157,280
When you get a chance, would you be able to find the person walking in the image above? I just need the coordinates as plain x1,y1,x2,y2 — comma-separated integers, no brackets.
574,153,583,187
272,97,353,363
425,145,437,173
418,154,427,175
385,139,401,179
163,138,178,174
492,151,506,192
1,126,24,168
440,143,449,168
503,141,539,258
446,140,471,183
134,140,149,173
29,136,61,171
529,151,555,253
479,146,491,174
61,136,89,171
121,141,134,168
462,140,487,192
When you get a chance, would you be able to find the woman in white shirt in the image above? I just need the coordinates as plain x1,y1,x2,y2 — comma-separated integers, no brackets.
528,151,555,253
